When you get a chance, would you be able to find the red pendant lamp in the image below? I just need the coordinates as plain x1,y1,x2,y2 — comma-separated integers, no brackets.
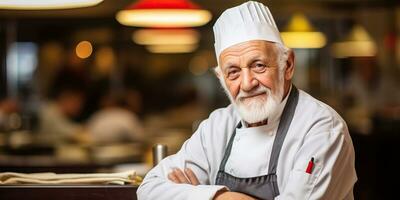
116,0,212,28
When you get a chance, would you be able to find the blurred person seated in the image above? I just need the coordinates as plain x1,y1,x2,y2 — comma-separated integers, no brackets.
37,83,86,145
86,90,144,145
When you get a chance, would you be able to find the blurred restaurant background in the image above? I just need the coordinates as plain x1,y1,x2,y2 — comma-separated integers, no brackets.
0,0,399,199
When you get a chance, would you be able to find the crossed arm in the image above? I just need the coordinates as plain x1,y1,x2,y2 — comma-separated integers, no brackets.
168,168,257,200
140,110,356,200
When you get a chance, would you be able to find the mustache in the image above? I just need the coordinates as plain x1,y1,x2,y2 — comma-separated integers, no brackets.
236,86,271,101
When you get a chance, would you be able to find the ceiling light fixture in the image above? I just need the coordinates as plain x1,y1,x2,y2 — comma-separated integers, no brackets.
116,0,212,27
132,28,200,53
146,44,198,54
132,29,199,45
0,0,103,10
281,13,327,49
332,25,377,58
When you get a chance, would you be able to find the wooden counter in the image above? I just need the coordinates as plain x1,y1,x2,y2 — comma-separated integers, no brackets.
0,185,138,200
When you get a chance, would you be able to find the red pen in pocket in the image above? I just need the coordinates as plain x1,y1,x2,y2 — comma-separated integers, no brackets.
306,157,314,174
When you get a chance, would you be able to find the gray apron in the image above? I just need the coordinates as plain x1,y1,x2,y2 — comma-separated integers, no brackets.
215,86,299,200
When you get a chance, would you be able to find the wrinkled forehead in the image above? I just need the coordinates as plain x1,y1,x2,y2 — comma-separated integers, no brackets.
218,40,280,65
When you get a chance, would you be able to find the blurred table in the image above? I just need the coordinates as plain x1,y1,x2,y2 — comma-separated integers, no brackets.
0,141,145,173
0,185,138,200
0,153,143,174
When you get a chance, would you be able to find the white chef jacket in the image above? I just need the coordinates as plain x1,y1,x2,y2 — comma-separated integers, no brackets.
137,89,357,200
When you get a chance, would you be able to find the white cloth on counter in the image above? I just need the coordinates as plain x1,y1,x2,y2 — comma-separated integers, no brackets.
137,89,357,200
0,170,140,185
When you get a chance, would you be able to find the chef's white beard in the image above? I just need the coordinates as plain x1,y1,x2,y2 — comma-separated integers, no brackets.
219,72,284,124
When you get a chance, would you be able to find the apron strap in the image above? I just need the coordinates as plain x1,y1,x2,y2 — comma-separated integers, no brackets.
218,122,242,172
268,85,299,174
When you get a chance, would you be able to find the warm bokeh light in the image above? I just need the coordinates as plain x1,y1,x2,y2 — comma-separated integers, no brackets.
94,46,115,74
281,32,327,49
133,29,200,54
116,9,212,27
75,41,93,59
332,41,377,58
132,29,199,45
0,0,103,10
146,44,198,54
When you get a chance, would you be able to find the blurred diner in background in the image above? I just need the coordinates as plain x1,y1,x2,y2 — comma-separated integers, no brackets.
0,0,399,199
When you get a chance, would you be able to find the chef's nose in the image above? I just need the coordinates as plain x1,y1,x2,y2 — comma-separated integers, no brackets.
241,70,258,92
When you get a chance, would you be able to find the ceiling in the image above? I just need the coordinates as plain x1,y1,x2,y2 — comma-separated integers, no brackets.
0,0,396,55
0,0,397,19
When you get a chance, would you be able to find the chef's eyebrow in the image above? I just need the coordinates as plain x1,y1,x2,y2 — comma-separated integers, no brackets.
222,62,238,72
248,55,268,64
223,55,269,70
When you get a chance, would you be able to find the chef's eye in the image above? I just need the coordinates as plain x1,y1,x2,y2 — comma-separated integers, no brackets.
227,68,240,80
252,63,267,73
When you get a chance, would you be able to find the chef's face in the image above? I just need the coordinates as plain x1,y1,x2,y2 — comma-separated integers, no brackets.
218,40,293,123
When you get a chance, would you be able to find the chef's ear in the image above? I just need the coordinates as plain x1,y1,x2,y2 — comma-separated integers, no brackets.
284,49,295,81
214,66,222,78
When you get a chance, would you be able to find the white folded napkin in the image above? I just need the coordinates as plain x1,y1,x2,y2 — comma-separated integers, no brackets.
0,170,141,185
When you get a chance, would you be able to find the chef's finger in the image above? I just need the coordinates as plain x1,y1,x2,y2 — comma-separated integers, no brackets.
173,168,189,183
168,172,180,183
185,168,200,185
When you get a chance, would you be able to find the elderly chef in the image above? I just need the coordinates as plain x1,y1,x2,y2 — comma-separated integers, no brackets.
137,1,357,200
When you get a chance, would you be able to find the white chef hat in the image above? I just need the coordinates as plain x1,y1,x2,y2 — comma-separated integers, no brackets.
213,1,283,59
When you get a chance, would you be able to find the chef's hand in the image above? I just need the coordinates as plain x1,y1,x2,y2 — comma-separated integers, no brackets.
168,168,257,200
168,168,200,185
